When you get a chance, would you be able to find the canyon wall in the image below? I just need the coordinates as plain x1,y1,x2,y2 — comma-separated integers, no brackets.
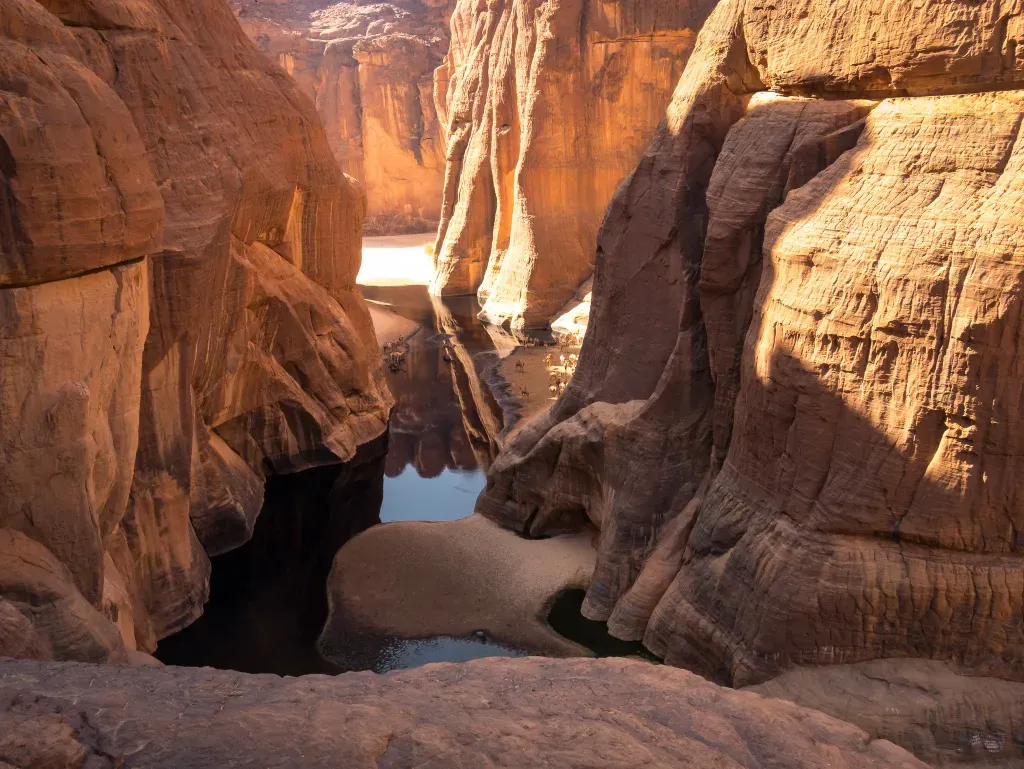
478,0,1024,690
232,0,451,231
430,0,720,328
0,0,390,662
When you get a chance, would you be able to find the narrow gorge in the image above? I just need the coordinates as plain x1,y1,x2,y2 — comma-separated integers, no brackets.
2,0,1024,767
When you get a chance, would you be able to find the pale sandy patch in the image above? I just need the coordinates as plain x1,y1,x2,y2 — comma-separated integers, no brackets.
322,514,598,656
357,233,436,286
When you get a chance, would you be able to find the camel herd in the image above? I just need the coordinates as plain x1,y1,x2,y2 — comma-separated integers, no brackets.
381,336,408,373
508,332,581,400
383,327,582,407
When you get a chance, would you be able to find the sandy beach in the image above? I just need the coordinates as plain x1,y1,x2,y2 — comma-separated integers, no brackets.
321,514,598,657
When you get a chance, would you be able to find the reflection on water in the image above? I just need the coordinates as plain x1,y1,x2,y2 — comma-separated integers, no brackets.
380,466,484,523
367,284,510,521
377,635,527,672
157,285,523,675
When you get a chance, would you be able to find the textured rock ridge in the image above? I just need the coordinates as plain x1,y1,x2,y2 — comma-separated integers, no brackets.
430,0,720,328
477,0,1024,699
0,0,390,662
0,657,926,768
750,659,1024,768
231,0,452,231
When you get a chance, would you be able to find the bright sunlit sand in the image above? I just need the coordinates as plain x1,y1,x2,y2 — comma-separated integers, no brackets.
357,232,436,286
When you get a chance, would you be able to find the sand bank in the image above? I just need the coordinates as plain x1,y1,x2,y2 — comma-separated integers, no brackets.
321,514,597,656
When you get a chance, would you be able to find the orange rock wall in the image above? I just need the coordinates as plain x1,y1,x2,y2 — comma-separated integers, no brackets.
430,0,719,328
233,0,451,230
478,0,1024,690
0,0,390,661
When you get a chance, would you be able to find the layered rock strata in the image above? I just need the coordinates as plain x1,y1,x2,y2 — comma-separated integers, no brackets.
0,0,390,662
231,0,451,230
751,659,1024,768
430,0,719,328
0,657,926,768
478,0,1024,699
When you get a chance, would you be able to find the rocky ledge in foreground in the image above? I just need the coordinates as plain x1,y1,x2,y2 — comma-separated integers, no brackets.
0,657,924,768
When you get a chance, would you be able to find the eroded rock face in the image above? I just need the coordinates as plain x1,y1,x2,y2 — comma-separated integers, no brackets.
750,659,1024,768
231,0,452,231
477,0,1024,703
0,657,926,768
0,0,390,661
430,0,719,328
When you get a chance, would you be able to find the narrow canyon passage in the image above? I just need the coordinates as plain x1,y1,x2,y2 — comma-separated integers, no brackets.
155,236,624,674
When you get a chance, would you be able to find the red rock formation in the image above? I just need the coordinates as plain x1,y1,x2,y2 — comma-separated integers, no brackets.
0,657,926,768
231,0,451,231
0,0,390,661
430,0,719,328
478,0,1024,705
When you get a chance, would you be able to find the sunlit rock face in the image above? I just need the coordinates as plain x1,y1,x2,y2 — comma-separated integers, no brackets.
478,0,1024,701
0,0,390,661
430,0,719,329
231,0,452,231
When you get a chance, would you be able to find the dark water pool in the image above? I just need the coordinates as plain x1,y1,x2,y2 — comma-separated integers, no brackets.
156,286,521,675
547,589,661,662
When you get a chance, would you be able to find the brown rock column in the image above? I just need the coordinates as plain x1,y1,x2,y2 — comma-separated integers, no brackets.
431,0,719,328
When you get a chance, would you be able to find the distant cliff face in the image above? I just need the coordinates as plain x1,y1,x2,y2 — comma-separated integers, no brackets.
0,0,391,662
430,0,720,329
479,0,1024,688
231,0,452,232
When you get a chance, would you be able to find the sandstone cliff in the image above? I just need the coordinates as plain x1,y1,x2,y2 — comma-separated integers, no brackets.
0,657,925,768
430,0,719,328
0,0,390,662
231,0,451,231
478,0,1024,693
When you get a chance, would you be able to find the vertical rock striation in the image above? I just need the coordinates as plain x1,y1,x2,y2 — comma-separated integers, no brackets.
0,0,391,661
430,0,720,328
478,0,1024,703
230,0,453,231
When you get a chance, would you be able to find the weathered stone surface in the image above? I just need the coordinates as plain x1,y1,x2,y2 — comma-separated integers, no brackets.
751,659,1024,769
742,0,1024,95
646,88,1024,685
0,0,391,660
477,0,1024,720
0,657,926,768
430,0,719,328
0,261,148,614
0,530,129,664
0,1,163,286
231,0,451,230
